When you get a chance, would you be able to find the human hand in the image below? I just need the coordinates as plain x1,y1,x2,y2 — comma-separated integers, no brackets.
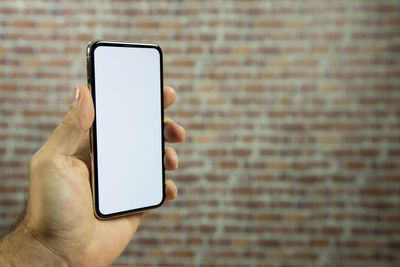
0,84,185,266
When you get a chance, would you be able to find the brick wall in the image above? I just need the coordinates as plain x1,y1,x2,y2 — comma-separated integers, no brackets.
1,0,400,266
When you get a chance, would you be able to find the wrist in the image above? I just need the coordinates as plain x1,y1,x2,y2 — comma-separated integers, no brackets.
0,222,68,267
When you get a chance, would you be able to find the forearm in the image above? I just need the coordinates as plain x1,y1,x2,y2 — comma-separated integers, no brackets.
0,223,68,267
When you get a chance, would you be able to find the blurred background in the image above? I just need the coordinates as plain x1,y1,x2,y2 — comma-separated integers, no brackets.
1,0,400,266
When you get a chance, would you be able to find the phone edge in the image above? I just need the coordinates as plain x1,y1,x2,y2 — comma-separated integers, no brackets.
86,40,166,220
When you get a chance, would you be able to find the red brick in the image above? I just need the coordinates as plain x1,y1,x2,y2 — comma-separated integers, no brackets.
233,238,252,247
388,150,400,156
347,162,366,169
171,59,194,67
322,227,343,235
258,213,282,221
360,188,390,196
233,46,253,54
245,85,262,92
39,21,58,28
258,239,280,247
310,240,329,247
199,33,216,41
220,161,238,169
186,238,202,245
11,20,35,27
258,46,280,54
232,187,262,195
294,253,318,260
258,20,283,28
232,148,251,156
48,59,71,67
267,161,287,170
162,21,182,29
294,59,318,67
1,84,17,91
136,21,159,28
170,250,194,258
359,149,379,157
13,46,34,54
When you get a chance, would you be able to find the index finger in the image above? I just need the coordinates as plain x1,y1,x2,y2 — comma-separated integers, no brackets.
164,86,176,109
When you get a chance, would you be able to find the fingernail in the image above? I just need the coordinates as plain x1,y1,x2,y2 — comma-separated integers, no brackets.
72,87,81,105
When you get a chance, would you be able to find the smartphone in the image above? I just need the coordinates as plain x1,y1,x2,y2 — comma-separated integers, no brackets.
86,40,165,219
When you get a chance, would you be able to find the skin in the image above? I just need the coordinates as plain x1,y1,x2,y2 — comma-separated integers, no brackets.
0,84,186,266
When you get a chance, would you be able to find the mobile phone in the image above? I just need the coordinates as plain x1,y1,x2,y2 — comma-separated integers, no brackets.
86,40,165,219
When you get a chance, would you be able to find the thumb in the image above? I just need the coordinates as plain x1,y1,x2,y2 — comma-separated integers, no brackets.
42,84,95,156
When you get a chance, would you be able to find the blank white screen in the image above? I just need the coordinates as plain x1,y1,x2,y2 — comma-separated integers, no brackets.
94,45,163,215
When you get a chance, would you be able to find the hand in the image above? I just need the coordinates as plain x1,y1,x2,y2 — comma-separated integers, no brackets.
0,84,185,266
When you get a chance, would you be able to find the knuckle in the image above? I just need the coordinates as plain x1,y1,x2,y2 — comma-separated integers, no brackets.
66,157,89,177
60,111,85,133
29,152,41,171
30,151,63,173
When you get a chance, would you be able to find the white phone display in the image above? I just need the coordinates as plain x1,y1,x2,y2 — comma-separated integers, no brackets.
87,40,164,219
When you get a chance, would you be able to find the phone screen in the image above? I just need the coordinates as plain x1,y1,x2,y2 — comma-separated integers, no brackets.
88,41,164,218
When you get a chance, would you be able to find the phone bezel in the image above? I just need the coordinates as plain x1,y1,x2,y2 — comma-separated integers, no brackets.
86,40,165,219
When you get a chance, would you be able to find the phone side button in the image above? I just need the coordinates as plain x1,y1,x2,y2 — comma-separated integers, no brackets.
86,57,92,85
89,134,92,153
